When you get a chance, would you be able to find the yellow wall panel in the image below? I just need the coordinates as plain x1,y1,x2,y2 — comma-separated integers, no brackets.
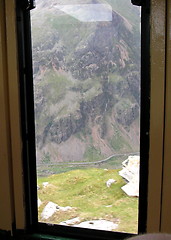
0,0,14,232
0,0,25,231
161,0,171,232
5,0,25,230
147,0,166,233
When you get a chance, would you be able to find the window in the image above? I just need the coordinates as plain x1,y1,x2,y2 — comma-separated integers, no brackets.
15,0,150,238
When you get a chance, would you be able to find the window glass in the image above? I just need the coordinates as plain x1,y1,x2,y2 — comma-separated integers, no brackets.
31,0,141,233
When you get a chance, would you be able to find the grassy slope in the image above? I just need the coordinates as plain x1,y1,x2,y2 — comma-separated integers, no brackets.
105,0,140,27
38,168,138,233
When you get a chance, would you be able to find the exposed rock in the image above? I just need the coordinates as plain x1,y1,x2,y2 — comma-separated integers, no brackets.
38,198,42,208
60,217,80,226
70,11,133,81
45,113,85,145
120,155,140,181
106,179,116,188
42,182,49,188
32,0,141,164
75,220,118,231
121,175,139,198
119,155,139,197
57,206,73,211
115,100,139,127
41,201,74,220
41,201,58,220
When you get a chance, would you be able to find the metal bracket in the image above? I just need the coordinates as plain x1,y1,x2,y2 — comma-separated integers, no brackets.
23,0,36,11
131,0,143,6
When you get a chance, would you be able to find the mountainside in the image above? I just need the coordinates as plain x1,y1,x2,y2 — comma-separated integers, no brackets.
31,0,141,164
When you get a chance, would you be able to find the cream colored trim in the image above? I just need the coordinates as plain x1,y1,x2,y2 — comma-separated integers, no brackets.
161,0,171,233
0,0,14,232
147,0,166,232
5,0,25,230
0,0,25,231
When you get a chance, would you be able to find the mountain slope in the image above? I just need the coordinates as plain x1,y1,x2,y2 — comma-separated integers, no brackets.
31,0,141,164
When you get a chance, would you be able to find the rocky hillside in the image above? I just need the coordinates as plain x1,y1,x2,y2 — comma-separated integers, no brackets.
31,0,141,164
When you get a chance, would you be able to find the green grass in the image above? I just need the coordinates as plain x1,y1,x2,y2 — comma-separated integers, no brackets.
38,168,138,233
36,153,130,176
49,14,95,51
43,70,71,103
83,145,103,162
101,155,126,169
110,132,132,152
109,124,132,152
106,0,141,29
36,156,124,176
109,73,124,83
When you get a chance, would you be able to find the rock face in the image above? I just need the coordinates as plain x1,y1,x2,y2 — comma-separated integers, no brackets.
119,155,140,197
75,220,118,231
32,0,141,164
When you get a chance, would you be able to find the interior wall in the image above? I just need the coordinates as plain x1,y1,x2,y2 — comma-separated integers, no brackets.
0,0,25,232
160,0,171,232
0,0,14,231
147,0,166,232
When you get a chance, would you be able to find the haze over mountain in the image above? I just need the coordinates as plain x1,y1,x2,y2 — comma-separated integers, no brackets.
31,0,141,164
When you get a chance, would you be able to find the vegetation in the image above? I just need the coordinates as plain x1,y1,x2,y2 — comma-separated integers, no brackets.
83,145,103,162
109,73,124,83
43,70,71,103
42,152,51,164
36,155,127,176
38,168,138,233
106,0,141,30
109,124,132,152
32,0,140,164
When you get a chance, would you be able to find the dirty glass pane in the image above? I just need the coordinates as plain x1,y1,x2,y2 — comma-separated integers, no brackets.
31,0,141,233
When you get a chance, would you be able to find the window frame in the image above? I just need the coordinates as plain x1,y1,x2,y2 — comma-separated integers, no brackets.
15,0,150,238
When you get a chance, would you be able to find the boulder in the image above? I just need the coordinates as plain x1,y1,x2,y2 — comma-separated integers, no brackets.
106,179,116,188
41,201,58,220
119,155,140,197
38,198,42,208
60,217,80,226
75,220,118,231
121,176,139,197
58,206,72,211
41,201,73,220
42,182,49,188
